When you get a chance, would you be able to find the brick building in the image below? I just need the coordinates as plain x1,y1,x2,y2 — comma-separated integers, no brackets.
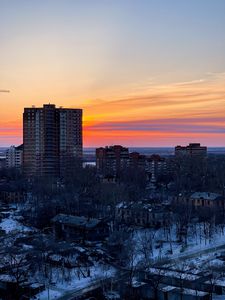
96,145,130,176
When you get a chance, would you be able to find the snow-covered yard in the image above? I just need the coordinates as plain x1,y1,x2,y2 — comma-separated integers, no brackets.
0,216,34,233
32,289,62,300
132,222,225,266
32,264,116,300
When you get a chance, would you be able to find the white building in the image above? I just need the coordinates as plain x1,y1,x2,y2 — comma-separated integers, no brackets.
6,145,23,168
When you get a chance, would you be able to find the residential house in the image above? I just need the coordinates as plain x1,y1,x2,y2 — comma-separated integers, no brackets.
115,201,171,228
51,214,109,242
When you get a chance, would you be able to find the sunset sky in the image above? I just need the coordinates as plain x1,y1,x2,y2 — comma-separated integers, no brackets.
0,0,225,147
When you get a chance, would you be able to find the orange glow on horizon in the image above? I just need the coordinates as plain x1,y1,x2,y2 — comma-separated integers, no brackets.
0,73,225,147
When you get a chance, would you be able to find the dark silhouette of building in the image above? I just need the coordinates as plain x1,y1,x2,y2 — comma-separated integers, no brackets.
146,154,167,181
129,152,146,169
96,145,129,176
23,104,82,177
175,143,207,157
51,214,109,242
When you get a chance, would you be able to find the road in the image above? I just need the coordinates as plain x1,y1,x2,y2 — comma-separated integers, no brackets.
155,240,225,266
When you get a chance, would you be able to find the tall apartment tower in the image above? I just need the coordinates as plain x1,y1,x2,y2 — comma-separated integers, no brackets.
23,104,82,177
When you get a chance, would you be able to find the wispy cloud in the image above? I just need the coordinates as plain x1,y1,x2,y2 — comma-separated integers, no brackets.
83,72,225,146
84,72,225,118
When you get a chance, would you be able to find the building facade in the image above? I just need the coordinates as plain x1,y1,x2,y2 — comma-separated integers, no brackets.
146,154,167,182
176,192,225,210
23,104,82,176
115,201,171,228
6,145,23,169
0,158,6,169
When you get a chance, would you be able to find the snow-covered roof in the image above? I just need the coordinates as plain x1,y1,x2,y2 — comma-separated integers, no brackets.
116,202,128,209
182,288,208,296
159,284,176,292
116,201,166,213
30,283,44,289
191,192,222,201
51,214,102,229
159,284,208,296
104,291,120,299
131,278,146,288
0,274,16,282
149,268,200,281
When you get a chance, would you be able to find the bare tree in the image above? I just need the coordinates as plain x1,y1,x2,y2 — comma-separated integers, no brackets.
2,252,30,300
138,230,155,271
147,266,166,300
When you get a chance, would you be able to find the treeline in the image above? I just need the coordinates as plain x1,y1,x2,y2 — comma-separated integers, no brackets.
1,154,225,228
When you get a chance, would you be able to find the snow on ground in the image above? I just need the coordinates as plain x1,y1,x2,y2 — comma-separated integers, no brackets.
32,289,62,300
0,210,35,233
32,264,116,300
0,217,34,233
133,223,225,266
